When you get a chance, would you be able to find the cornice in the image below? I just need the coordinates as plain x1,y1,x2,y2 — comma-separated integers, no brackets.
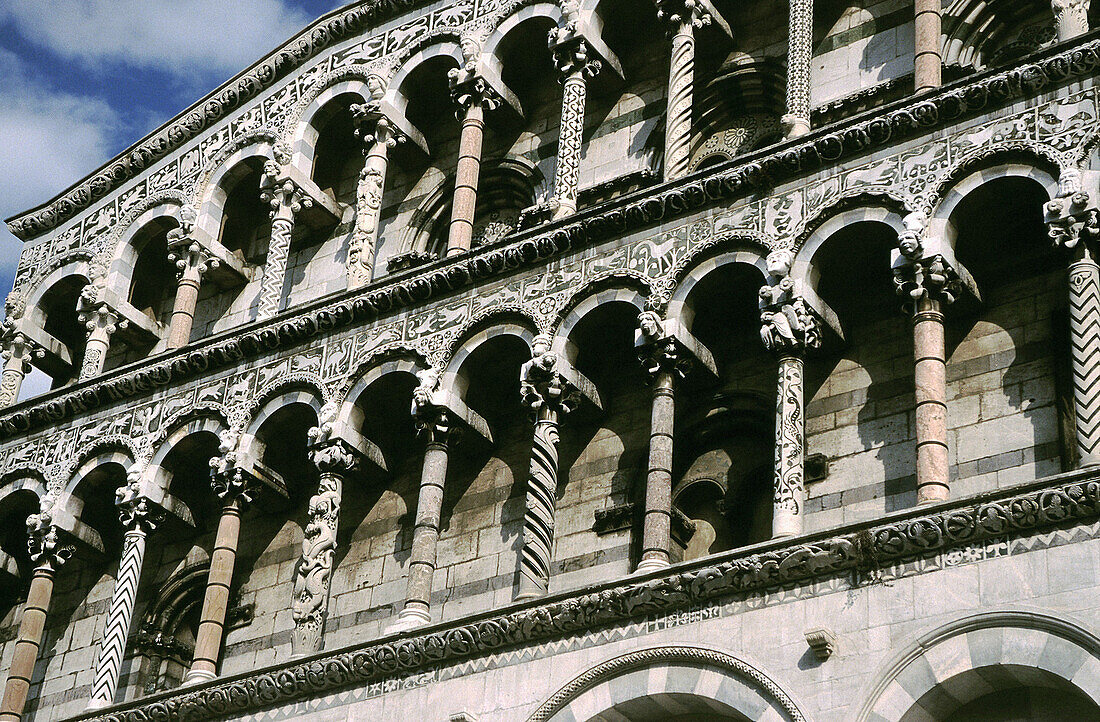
0,34,1097,440
72,467,1100,722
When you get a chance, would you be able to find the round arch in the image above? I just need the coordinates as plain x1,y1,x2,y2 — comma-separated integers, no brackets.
931,160,1060,236
440,313,538,398
245,384,327,438
337,348,430,430
383,41,464,121
56,448,134,522
666,247,769,328
480,3,565,78
792,205,907,292
25,260,92,323
529,645,807,722
194,141,277,245
145,412,229,500
857,609,1100,722
289,77,375,174
551,284,649,363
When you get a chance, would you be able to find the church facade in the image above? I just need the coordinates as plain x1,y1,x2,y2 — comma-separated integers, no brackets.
3,1,1100,720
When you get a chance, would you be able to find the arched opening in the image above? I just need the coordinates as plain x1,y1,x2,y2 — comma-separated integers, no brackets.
690,55,786,170
38,274,89,388
943,0,1057,73
127,218,178,324
927,667,1100,721
0,488,39,610
217,157,270,263
310,95,364,205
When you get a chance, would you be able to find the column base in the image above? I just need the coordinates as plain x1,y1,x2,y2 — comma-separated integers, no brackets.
386,604,431,634
1079,455,1100,468
772,511,802,539
514,590,546,603
181,669,217,686
634,557,670,575
781,114,810,139
85,699,110,712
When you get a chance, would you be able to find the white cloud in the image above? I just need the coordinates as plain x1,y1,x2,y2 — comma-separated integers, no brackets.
1,0,315,80
0,48,122,295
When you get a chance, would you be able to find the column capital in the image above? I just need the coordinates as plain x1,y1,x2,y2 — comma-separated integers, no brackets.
1052,0,1092,41
448,73,503,115
209,465,262,506
308,438,362,476
350,102,406,149
637,311,695,382
27,498,76,571
260,161,313,218
115,474,166,534
549,33,602,80
1045,180,1100,256
1,328,42,369
168,240,221,279
412,369,458,444
759,249,823,355
520,335,583,417
892,213,964,309
654,0,713,33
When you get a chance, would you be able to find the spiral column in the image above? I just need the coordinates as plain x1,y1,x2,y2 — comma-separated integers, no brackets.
655,0,710,181
258,165,312,320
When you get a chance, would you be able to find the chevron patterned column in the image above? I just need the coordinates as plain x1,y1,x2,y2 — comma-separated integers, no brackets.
1068,257,1100,465
87,490,162,710
258,163,312,320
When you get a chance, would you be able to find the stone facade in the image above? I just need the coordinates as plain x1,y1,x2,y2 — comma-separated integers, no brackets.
2,1,1100,721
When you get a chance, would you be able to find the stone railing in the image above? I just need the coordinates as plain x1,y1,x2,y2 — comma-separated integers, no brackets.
3,31,1099,441
72,465,1100,722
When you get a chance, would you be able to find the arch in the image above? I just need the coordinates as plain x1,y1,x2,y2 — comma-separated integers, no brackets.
480,3,565,78
110,201,184,282
106,192,187,263
792,204,908,292
288,75,376,173
857,609,1100,722
930,154,1061,227
0,474,47,508
551,279,650,362
57,447,134,521
244,382,326,438
146,412,229,489
530,645,807,722
382,39,464,121
336,346,430,429
25,260,92,320
440,308,538,396
666,241,770,328
194,139,277,244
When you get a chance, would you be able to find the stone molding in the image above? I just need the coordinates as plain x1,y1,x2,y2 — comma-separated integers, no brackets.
76,468,1100,722
1,36,1098,441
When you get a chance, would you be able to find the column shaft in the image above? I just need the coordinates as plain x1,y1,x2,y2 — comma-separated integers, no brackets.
1068,256,1100,465
773,354,806,537
913,296,949,503
664,22,695,181
914,0,942,91
784,0,813,138
349,138,390,288
517,405,561,600
0,566,56,722
291,472,342,656
258,205,295,320
88,528,147,709
446,103,486,257
185,499,242,684
638,369,675,572
168,265,202,349
0,343,28,409
396,439,449,628
552,72,588,220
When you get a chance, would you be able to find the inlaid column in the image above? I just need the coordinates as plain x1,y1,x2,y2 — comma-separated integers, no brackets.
348,105,404,288
515,335,580,600
548,35,601,220
783,0,813,138
77,300,125,381
655,0,711,181
291,440,360,656
183,468,259,684
87,489,163,710
0,504,74,722
759,250,822,537
258,164,313,320
1046,186,1100,466
636,312,690,573
914,0,942,91
393,371,453,630
1052,0,1092,42
166,236,218,349
0,332,33,409
446,80,500,257
894,217,959,504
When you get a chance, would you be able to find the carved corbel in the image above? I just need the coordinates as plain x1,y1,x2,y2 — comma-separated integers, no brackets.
759,249,842,355
891,211,980,312
209,431,288,506
26,495,77,571
653,0,731,38
635,310,717,383
520,334,602,417
412,368,492,446
1045,170,1100,257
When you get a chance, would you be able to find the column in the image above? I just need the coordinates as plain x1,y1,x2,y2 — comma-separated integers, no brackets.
655,0,711,181
348,105,403,288
635,312,690,573
76,300,126,381
392,371,452,630
1046,186,1100,465
183,468,259,684
0,503,74,722
1052,0,1092,42
291,440,360,656
0,333,34,408
894,218,959,504
87,489,163,710
548,35,601,220
759,250,822,537
783,0,813,138
166,240,218,349
258,164,313,320
914,0,942,91
515,335,580,600
446,79,500,257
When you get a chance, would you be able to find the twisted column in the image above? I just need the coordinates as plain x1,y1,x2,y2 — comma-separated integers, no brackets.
914,0,942,91
549,36,600,220
636,312,691,573
258,162,312,320
656,0,710,181
0,333,35,409
167,214,218,349
446,78,500,257
1053,0,1092,42
515,335,580,600
291,440,359,656
0,500,74,722
393,370,453,630
87,485,163,710
783,0,813,138
1046,184,1100,465
759,250,822,537
183,467,259,684
348,105,403,288
895,214,960,504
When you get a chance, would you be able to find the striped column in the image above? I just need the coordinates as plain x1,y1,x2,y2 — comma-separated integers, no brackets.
914,0,942,91
1068,256,1100,464
87,495,163,710
258,169,312,320
446,80,500,257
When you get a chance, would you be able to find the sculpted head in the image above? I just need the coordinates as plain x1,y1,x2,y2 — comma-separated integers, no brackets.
638,310,663,340
765,249,793,279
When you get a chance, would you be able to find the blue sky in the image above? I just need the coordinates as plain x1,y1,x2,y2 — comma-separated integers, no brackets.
0,0,348,297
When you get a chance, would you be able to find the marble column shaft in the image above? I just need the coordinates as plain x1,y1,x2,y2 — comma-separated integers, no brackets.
784,0,813,138
349,111,399,288
0,335,32,409
773,354,806,537
664,21,695,181
640,368,676,571
1068,254,1100,465
913,295,949,503
258,173,311,321
446,98,487,257
78,306,123,382
550,38,599,220
517,404,561,600
397,423,450,628
914,0,942,91
167,244,216,349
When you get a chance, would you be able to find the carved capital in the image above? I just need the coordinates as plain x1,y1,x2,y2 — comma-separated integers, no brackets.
259,166,313,218
654,0,712,34
549,34,601,81
27,496,75,570
448,74,502,115
350,103,405,150
1045,183,1099,256
76,294,127,338
893,253,962,308
1052,0,1091,41
520,335,581,417
411,368,456,443
209,465,262,507
637,313,693,381
168,241,220,279
759,250,822,354
1,331,41,372
308,438,362,476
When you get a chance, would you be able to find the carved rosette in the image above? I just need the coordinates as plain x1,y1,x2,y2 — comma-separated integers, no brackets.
258,167,313,320
26,496,75,572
